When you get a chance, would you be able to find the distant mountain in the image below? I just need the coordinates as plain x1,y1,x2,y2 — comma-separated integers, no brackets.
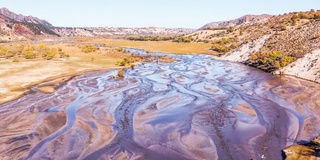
200,14,273,30
0,8,52,27
53,27,195,37
0,8,194,39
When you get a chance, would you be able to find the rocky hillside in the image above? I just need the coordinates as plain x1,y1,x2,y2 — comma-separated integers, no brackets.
181,10,320,83
200,14,272,30
53,27,195,37
0,8,59,40
0,8,52,27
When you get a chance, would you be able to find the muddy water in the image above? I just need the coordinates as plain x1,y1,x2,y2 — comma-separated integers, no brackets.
1,53,320,160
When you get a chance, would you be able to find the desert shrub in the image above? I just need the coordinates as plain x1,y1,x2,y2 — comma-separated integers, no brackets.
270,51,283,60
81,44,99,53
298,12,309,19
59,52,70,58
117,47,123,52
130,64,135,69
211,44,229,53
119,61,126,66
0,46,9,56
280,25,287,31
5,50,16,58
274,61,281,68
313,12,320,19
24,46,36,52
210,37,237,53
227,27,234,33
117,70,125,78
39,44,46,50
15,45,25,55
127,36,173,41
12,56,19,62
25,52,36,59
281,55,294,67
203,40,209,43
43,49,56,60
249,53,258,60
248,51,294,70
173,37,191,43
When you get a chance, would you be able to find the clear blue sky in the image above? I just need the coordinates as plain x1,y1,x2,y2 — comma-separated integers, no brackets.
1,0,319,28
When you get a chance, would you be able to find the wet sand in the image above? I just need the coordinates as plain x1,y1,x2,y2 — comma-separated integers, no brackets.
1,53,320,160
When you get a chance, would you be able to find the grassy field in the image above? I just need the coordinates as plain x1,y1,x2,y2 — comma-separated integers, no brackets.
0,42,130,104
72,37,218,55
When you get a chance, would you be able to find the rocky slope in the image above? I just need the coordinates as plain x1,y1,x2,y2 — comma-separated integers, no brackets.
200,14,272,30
0,8,59,40
192,10,320,84
278,50,320,83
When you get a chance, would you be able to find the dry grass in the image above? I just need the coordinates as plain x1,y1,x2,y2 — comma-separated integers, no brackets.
0,41,130,104
72,37,218,55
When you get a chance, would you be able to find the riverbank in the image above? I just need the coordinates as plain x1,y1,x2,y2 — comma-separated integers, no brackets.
74,37,218,55
0,41,179,104
0,42,131,104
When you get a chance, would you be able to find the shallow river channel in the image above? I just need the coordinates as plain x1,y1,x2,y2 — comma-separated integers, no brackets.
1,50,320,160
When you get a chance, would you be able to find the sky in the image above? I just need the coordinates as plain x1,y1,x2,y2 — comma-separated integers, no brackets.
1,0,320,28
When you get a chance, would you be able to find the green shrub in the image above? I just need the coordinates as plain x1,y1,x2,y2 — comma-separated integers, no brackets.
119,61,127,66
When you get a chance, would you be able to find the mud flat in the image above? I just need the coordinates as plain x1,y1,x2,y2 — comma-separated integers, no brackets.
1,52,320,159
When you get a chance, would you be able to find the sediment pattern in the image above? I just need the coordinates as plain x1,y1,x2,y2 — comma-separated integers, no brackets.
1,54,320,160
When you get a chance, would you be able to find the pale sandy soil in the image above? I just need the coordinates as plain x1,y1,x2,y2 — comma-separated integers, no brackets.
277,50,320,83
220,34,270,62
0,59,122,104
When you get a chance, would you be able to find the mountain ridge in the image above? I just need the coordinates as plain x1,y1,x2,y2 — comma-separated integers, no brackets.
200,14,273,29
0,8,52,27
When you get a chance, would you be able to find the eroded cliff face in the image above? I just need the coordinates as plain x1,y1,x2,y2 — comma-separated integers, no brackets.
220,34,271,62
276,50,320,83
221,41,320,84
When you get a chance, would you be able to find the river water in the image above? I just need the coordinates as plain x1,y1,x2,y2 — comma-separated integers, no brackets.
1,50,320,160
